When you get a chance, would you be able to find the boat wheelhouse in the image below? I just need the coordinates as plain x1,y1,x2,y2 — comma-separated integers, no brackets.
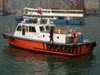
2,18,96,56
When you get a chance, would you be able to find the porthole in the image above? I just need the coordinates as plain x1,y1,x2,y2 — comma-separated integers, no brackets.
57,36,59,39
43,35,45,37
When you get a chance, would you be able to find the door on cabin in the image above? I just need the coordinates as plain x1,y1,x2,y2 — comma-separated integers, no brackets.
22,25,28,36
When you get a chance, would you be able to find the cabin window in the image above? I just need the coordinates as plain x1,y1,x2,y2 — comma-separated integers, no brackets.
43,11,50,13
28,18,37,23
51,16,53,18
17,26,22,31
39,26,44,31
34,10,37,12
28,10,31,12
51,26,55,29
29,26,36,32
40,19,47,24
32,10,36,12
26,26,28,32
24,9,28,14
32,19,37,23
25,19,30,23
45,26,50,30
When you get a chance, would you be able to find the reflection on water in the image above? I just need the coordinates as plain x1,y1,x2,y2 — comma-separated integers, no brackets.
3,45,94,75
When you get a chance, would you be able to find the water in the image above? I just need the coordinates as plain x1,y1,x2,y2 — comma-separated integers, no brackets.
0,15,100,75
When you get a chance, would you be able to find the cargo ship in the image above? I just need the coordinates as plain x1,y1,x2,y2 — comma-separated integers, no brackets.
2,18,96,57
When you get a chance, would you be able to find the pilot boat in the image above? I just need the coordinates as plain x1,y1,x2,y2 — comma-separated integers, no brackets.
2,18,96,56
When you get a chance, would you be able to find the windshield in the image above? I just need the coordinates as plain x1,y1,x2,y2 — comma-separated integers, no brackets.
40,19,47,24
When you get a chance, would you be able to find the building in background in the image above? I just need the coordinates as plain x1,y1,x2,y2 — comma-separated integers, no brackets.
8,0,100,15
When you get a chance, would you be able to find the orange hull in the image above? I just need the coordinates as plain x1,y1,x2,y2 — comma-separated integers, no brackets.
2,32,96,57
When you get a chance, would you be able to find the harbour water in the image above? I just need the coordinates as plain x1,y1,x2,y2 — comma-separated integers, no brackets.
0,15,100,75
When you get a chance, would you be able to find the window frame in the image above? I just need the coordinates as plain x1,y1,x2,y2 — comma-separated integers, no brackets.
29,26,36,32
17,26,22,31
39,26,44,32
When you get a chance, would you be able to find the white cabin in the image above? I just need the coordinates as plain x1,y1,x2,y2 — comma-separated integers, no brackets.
14,18,76,44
